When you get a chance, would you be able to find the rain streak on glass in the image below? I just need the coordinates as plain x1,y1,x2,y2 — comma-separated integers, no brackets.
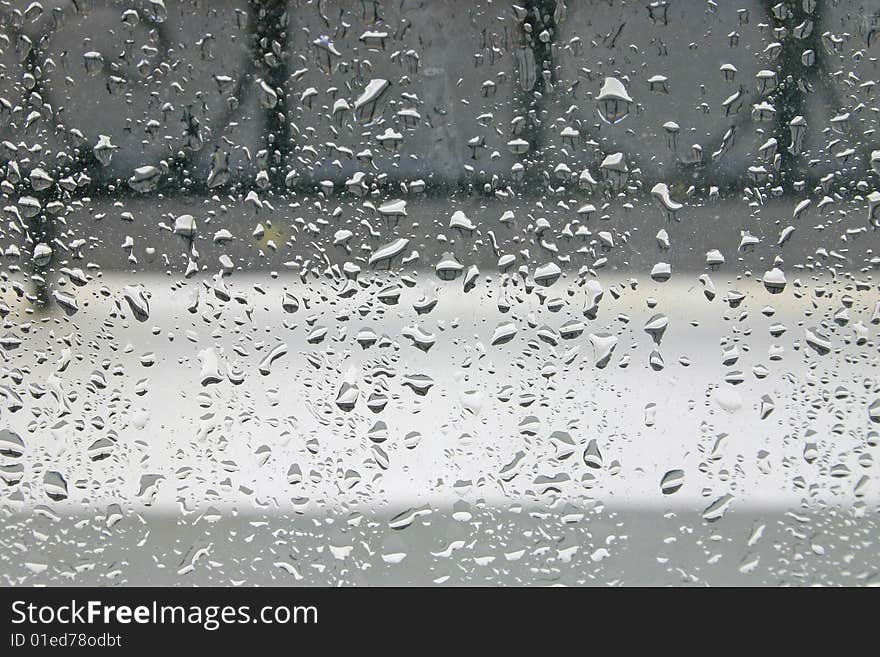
0,0,878,586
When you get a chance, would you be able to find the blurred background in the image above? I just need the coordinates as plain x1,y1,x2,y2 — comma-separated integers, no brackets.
0,0,879,585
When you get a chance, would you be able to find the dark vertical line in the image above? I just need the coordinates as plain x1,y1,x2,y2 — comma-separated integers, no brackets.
516,0,557,192
20,32,55,308
764,0,824,191
254,0,291,188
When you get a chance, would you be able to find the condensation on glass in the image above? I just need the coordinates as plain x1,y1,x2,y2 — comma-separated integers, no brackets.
0,0,878,586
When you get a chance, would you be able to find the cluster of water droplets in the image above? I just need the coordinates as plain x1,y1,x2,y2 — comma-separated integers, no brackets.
0,0,878,585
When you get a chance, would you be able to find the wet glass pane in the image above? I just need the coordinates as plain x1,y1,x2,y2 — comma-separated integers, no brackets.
1,0,879,587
